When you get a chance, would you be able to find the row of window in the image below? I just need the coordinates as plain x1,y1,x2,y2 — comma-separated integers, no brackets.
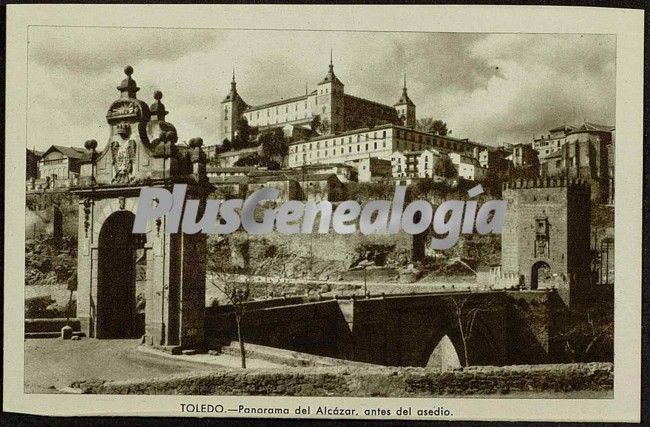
242,101,310,122
292,140,391,162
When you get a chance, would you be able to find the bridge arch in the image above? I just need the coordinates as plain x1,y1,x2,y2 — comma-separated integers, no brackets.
420,314,503,367
426,334,461,369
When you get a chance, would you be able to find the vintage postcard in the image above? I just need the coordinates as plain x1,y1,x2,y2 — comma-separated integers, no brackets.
4,4,643,422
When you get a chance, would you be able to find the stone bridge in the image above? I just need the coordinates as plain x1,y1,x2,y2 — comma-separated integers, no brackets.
205,290,562,367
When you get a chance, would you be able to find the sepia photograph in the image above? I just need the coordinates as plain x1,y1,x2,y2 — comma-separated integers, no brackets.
4,4,643,422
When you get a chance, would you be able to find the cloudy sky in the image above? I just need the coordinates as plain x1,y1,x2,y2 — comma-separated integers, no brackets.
27,27,615,151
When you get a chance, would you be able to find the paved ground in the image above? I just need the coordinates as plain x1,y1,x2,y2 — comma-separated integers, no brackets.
24,338,279,393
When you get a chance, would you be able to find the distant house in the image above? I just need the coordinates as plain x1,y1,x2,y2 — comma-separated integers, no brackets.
38,145,88,188
478,147,511,173
416,148,446,179
206,166,255,179
247,173,301,202
208,174,249,199
291,163,357,183
449,152,487,182
300,173,345,202
355,157,392,182
532,124,577,157
539,123,614,203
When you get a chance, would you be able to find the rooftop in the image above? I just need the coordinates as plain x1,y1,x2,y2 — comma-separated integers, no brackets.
41,145,88,160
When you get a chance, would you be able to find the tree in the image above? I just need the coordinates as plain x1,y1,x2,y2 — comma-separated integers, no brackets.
431,120,450,136
310,114,322,133
551,303,613,362
233,153,261,167
320,118,331,134
416,118,451,136
259,129,288,163
443,294,499,367
236,117,252,146
216,138,232,154
433,155,457,178
208,273,252,368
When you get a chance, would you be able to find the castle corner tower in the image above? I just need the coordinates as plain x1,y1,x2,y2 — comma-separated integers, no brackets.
312,50,345,133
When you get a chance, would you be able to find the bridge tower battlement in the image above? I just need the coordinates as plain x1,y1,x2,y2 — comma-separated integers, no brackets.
502,177,591,192
499,178,591,306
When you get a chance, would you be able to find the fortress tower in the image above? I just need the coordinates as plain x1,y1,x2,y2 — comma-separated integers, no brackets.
500,178,591,306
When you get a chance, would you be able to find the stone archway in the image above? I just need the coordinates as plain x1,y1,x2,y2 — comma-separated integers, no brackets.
531,261,552,290
96,210,146,339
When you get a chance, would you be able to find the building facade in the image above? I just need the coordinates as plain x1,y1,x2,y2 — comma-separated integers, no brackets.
449,152,488,181
287,123,489,169
532,124,576,158
356,157,392,182
37,145,88,188
539,123,614,203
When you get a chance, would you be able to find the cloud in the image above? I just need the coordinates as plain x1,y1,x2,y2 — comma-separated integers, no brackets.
29,27,221,74
438,33,616,144
26,28,615,151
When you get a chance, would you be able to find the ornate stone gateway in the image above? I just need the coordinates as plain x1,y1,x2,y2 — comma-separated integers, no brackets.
72,66,210,349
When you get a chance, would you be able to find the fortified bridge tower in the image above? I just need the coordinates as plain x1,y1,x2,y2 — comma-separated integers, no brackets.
500,178,591,306
72,66,210,349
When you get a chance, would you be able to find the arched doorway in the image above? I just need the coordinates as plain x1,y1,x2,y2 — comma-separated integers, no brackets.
531,261,552,290
97,210,146,338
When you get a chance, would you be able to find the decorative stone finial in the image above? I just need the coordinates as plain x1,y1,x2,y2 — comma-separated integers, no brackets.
117,65,139,98
150,90,168,120
84,139,98,151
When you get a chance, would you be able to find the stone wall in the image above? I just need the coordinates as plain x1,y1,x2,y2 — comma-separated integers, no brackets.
208,230,416,279
76,362,613,396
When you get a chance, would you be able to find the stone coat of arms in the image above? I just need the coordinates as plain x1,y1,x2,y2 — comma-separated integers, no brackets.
111,138,136,184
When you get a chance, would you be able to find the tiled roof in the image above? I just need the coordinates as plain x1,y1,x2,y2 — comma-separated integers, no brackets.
575,122,615,132
300,173,339,182
42,145,88,160
245,94,309,112
548,124,577,133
